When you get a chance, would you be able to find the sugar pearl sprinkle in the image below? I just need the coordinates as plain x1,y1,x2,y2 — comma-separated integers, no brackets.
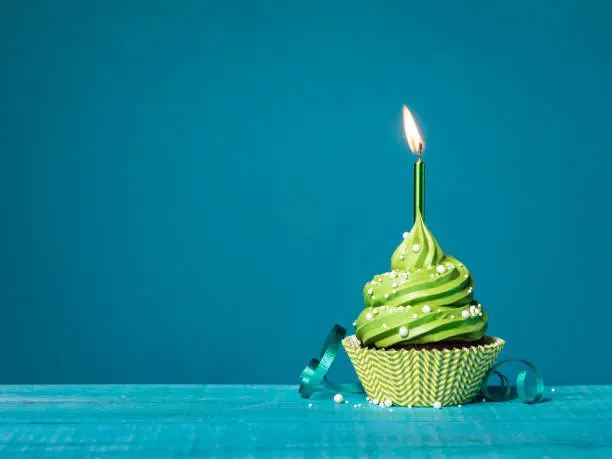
398,306,404,311
367,288,373,295
413,313,418,319
433,401,442,409
366,313,373,320
382,323,387,329
392,282,397,288
392,289,397,294
412,243,421,253
436,265,446,274
462,310,471,318
399,326,409,338
334,394,344,404
422,305,431,313
389,272,397,280
384,294,389,299
384,398,393,407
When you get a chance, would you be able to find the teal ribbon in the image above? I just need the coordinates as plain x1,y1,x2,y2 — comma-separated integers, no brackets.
481,359,545,404
299,325,364,398
300,324,544,405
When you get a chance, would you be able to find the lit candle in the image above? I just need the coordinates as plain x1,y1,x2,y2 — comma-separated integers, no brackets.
402,105,425,222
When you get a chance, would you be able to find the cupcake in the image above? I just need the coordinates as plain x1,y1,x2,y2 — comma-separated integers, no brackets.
343,211,504,407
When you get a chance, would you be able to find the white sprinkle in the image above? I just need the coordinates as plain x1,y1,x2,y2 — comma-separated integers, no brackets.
366,397,370,401
413,313,418,319
462,310,470,318
551,388,556,392
382,323,387,329
437,308,441,312
389,272,397,279
367,288,373,295
465,274,469,278
400,255,404,260
373,399,379,405
433,401,442,409
371,295,376,300
469,287,473,293
353,404,358,408
422,305,431,313
482,398,487,402
308,403,313,407
451,315,455,319
379,402,385,407
384,294,389,299
384,398,392,407
403,232,409,239
412,243,421,253
345,401,349,404
479,312,483,316
372,308,378,314
406,305,412,309
408,404,413,409
392,282,397,288
399,326,409,338
436,265,446,274
380,306,386,310
392,289,397,294
334,394,344,404
398,306,404,311
366,313,373,320
458,404,462,408
430,274,435,278
352,321,356,326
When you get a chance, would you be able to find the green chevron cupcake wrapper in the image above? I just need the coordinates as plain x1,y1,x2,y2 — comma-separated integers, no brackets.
343,335,505,407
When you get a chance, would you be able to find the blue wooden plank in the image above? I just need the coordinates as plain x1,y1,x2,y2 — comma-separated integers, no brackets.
0,385,610,458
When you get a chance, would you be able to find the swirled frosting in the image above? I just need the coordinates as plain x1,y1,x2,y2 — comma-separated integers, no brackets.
355,212,487,347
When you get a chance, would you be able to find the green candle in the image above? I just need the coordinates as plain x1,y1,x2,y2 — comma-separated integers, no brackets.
402,105,425,222
414,153,425,221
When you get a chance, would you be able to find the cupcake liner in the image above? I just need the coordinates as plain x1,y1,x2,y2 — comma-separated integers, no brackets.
343,335,505,407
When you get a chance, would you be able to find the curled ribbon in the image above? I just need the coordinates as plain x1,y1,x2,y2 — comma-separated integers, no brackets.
300,324,544,405
299,324,364,398
481,359,545,404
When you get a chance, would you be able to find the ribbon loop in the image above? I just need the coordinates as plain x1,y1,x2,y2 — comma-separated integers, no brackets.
481,359,544,404
299,325,364,398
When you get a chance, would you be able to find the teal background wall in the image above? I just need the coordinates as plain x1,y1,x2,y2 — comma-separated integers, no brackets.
1,0,611,384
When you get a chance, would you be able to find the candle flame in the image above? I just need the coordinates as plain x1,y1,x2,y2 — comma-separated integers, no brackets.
402,105,424,155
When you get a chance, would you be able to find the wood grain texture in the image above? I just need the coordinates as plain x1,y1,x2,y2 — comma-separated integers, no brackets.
0,385,611,458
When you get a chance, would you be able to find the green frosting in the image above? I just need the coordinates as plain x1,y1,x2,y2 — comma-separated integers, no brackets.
355,212,487,347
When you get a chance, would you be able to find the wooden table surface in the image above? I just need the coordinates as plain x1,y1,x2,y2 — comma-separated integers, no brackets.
0,385,611,458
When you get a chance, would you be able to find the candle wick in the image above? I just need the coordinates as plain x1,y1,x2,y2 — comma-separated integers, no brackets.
417,143,423,159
